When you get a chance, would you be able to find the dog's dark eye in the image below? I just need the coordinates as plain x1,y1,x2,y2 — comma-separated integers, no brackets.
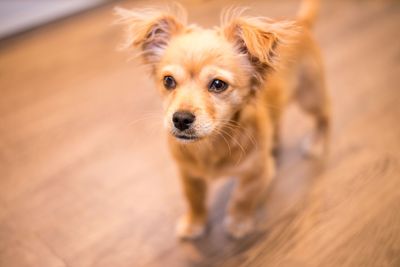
209,79,228,93
163,76,176,90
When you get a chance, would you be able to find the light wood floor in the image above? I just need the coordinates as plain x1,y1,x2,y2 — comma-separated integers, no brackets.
1,0,400,266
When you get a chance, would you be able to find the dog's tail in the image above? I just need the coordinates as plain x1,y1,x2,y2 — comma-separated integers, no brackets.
297,0,319,29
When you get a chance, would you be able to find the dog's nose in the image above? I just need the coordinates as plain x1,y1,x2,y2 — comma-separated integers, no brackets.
172,111,195,131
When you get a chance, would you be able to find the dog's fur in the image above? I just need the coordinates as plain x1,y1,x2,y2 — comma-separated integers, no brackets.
116,0,330,239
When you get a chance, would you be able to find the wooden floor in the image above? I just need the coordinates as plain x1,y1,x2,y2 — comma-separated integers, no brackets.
1,0,400,266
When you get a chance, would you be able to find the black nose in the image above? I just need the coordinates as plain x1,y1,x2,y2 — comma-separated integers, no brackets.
172,111,195,131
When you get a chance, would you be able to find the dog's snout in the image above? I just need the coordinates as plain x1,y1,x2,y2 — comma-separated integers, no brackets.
172,111,195,131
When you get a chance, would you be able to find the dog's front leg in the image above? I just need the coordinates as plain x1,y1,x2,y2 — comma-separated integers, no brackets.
176,170,208,240
224,159,273,239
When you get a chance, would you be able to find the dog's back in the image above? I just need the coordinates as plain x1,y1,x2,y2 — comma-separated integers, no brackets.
263,0,330,156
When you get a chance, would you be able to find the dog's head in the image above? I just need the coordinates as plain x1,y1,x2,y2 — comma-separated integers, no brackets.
116,5,296,142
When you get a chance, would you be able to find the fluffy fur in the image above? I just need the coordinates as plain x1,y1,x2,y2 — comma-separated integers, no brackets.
116,0,330,239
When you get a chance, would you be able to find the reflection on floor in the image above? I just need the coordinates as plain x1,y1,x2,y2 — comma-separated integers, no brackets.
0,0,107,39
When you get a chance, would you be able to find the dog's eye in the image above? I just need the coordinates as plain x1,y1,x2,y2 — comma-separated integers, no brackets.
163,76,176,90
209,79,228,93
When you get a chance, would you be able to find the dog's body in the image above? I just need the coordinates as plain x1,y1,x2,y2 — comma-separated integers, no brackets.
117,0,330,239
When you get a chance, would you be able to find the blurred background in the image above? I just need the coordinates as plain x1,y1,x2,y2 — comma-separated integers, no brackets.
0,0,399,266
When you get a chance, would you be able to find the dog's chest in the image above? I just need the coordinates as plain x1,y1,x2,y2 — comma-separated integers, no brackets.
179,135,260,178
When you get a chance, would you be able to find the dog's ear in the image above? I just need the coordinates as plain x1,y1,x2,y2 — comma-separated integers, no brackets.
115,5,186,65
221,9,298,79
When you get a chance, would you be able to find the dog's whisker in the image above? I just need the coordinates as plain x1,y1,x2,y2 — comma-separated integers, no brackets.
126,113,163,127
216,126,246,165
216,119,258,149
226,123,258,148
214,128,232,156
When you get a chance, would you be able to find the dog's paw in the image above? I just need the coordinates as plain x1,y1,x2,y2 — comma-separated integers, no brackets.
176,214,206,240
301,132,325,158
223,215,255,239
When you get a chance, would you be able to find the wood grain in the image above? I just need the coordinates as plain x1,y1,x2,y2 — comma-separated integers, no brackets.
0,0,399,266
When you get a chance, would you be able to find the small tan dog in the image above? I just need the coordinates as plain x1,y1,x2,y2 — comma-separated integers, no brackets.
116,0,330,239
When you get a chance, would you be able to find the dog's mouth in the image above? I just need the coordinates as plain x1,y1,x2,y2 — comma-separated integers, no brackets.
173,133,199,142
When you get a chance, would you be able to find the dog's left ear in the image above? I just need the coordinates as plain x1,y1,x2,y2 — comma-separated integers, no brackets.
115,5,187,66
222,11,298,78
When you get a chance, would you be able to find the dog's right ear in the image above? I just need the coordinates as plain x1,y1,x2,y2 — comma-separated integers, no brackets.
114,6,186,65
221,8,299,85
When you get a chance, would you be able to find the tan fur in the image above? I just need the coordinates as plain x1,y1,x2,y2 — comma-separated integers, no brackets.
116,0,330,239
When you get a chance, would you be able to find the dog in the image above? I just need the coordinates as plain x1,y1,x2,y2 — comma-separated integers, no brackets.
116,0,330,239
